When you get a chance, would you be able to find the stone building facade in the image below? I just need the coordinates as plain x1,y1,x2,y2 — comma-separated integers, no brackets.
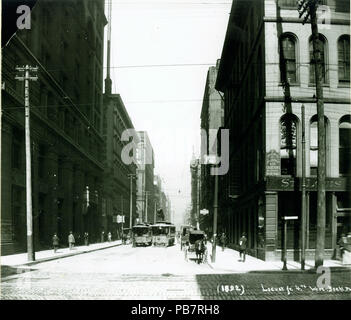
1,0,107,254
216,0,350,261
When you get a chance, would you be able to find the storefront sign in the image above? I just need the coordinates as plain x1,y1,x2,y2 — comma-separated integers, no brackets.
266,150,280,176
266,176,349,191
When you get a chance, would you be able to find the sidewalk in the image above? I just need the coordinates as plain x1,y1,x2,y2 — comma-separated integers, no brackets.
206,244,350,273
0,240,122,268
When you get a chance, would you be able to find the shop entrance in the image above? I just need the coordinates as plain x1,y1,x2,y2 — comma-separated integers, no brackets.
278,192,301,261
335,192,351,250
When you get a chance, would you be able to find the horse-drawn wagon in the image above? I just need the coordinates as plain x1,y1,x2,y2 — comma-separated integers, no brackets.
184,230,207,264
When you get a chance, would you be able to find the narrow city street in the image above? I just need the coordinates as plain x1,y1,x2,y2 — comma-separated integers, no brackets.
1,244,350,300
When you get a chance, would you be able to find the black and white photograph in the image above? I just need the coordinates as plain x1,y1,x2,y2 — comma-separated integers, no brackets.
1,0,351,306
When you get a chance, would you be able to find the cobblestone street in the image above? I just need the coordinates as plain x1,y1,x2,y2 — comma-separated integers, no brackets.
1,244,350,300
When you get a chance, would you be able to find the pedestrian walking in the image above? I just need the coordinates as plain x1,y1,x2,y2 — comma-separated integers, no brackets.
338,233,347,260
84,232,89,246
101,230,105,243
220,232,227,251
52,233,59,253
108,232,112,242
68,231,75,250
204,233,208,245
238,232,247,262
77,233,82,245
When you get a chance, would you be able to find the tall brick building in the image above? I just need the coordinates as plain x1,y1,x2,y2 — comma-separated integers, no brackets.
1,0,107,254
216,0,350,261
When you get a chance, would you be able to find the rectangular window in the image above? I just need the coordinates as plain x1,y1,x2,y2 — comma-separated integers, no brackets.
339,122,351,175
338,36,350,83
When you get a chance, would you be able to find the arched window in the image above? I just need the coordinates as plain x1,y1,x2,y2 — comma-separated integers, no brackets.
280,114,297,175
309,35,327,84
338,35,350,83
280,34,297,84
310,115,328,176
339,115,351,175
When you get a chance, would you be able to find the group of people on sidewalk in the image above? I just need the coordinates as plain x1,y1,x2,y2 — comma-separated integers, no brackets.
217,231,350,264
338,232,351,263
51,231,113,253
216,232,248,262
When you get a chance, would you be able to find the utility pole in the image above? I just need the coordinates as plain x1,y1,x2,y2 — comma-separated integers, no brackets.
121,195,124,240
301,104,306,270
211,165,218,263
104,0,112,95
154,200,157,224
197,161,200,230
15,65,38,262
298,0,326,268
128,174,136,230
144,191,151,223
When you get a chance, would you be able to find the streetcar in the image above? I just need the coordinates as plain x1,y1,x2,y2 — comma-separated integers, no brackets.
132,224,152,247
151,222,176,246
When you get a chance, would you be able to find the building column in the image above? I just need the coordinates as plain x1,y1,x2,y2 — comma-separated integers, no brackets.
47,148,58,237
264,191,278,261
62,158,73,235
1,122,14,251
73,163,84,238
95,176,103,235
32,141,40,250
331,192,337,259
306,192,310,249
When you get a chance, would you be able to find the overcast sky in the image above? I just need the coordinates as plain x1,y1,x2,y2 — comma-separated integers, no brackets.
104,0,231,226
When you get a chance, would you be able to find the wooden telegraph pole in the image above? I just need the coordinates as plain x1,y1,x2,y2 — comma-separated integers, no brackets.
301,105,307,270
15,65,38,262
128,174,136,230
212,168,218,263
297,0,326,267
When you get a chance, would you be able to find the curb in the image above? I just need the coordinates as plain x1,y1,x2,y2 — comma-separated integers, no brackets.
206,261,351,273
205,255,351,273
1,242,123,268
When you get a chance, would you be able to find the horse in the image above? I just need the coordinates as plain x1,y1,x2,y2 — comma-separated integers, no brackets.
195,240,206,264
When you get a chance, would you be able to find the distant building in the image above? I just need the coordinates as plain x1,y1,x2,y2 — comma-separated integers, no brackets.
153,175,171,222
136,131,155,223
216,0,350,261
190,155,200,229
1,0,107,254
102,93,138,238
200,60,224,233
